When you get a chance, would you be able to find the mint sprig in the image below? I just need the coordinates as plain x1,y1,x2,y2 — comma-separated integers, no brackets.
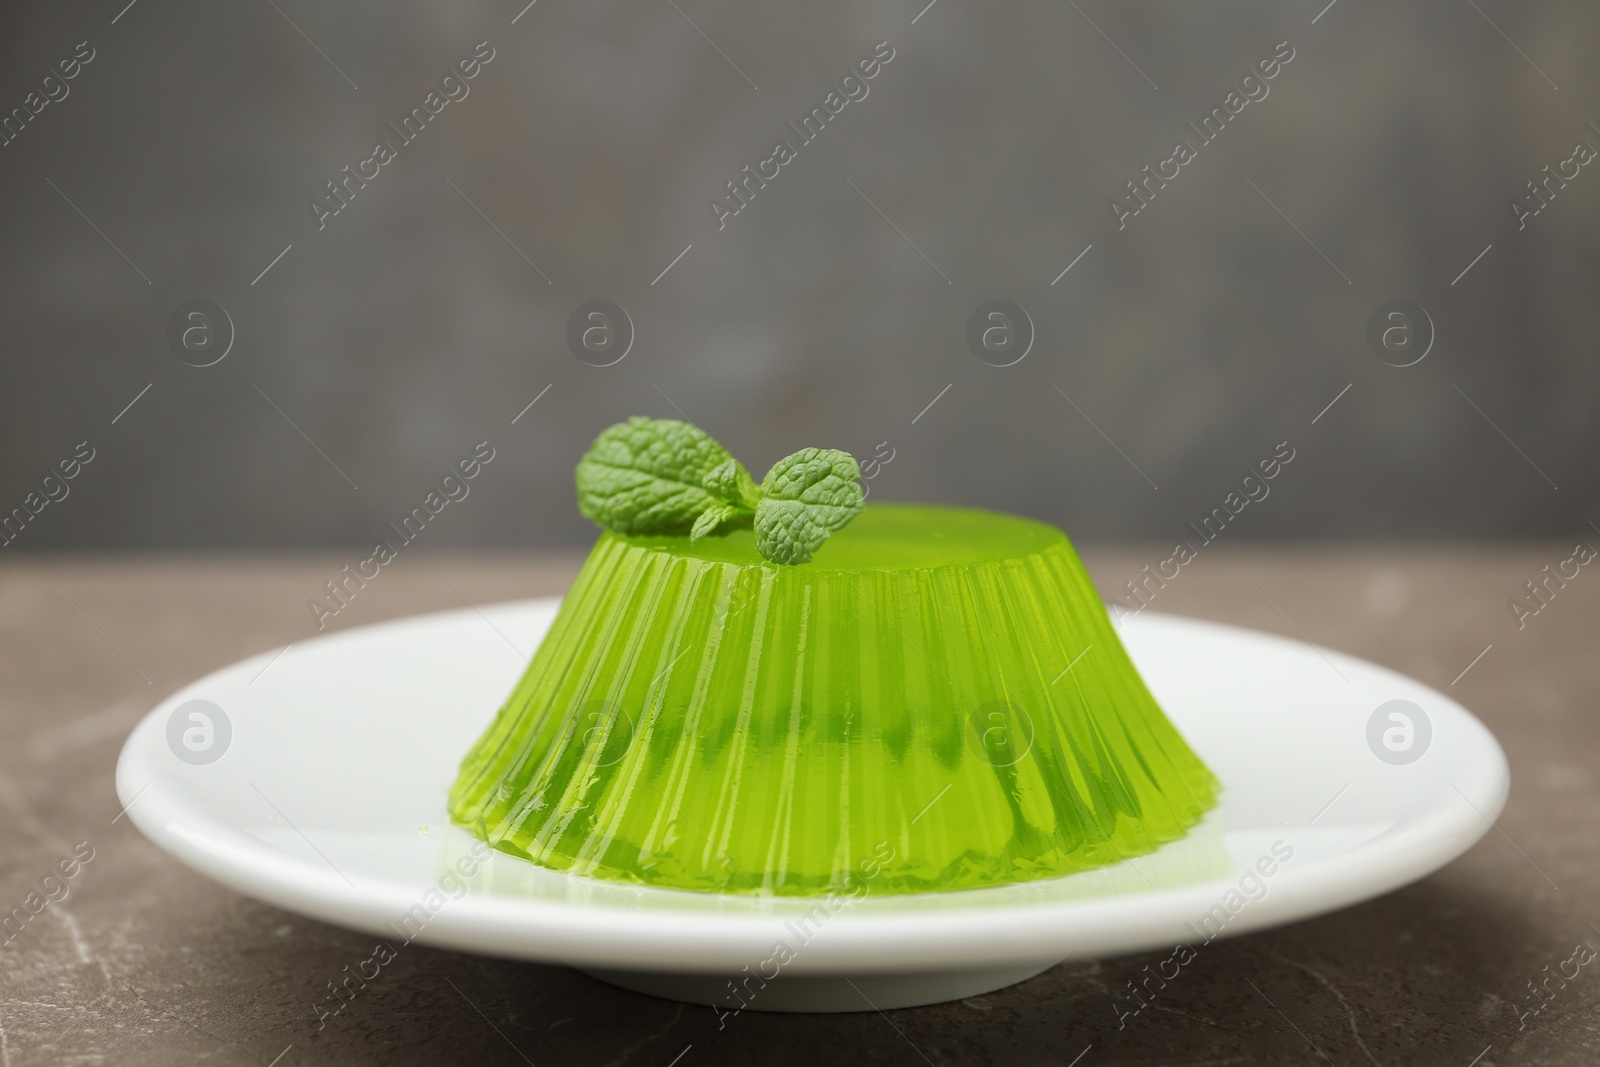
575,417,864,564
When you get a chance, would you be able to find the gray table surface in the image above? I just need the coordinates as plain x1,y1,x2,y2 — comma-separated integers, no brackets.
0,547,1594,1066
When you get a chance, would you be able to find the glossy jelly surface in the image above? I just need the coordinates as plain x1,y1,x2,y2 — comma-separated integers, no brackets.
449,504,1218,896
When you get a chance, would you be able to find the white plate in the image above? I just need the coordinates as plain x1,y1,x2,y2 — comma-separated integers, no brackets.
117,600,1508,1012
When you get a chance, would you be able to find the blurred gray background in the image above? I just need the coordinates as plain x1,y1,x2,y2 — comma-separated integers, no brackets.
1,0,1595,551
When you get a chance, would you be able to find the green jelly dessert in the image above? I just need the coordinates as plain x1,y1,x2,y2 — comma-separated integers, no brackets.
450,422,1218,895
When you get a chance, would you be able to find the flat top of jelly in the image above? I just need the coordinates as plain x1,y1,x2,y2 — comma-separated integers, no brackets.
615,503,1067,572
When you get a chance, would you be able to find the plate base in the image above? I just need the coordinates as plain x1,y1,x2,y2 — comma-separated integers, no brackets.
582,961,1060,1012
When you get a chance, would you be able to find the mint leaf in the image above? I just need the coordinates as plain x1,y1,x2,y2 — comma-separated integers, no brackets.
576,417,738,535
702,458,760,511
693,458,760,538
689,502,741,541
753,448,865,564
575,419,865,562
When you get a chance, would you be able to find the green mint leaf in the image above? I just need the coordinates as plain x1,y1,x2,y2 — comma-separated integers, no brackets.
702,458,761,511
753,448,865,564
574,419,865,560
689,502,740,542
576,417,738,535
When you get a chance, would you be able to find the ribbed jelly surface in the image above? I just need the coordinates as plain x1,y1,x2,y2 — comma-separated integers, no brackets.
449,504,1218,896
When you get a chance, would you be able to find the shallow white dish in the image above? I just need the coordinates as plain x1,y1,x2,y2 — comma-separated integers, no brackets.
117,599,1507,1012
